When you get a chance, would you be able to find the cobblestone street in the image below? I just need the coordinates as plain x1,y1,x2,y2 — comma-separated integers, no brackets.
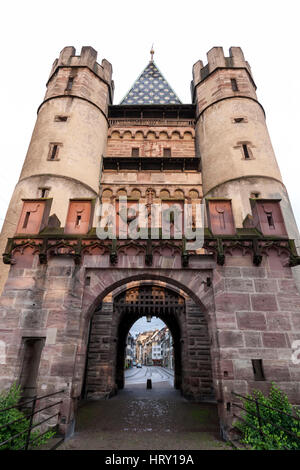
60,367,228,450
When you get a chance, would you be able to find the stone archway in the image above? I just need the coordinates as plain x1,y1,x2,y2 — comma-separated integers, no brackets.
114,285,184,391
81,278,215,402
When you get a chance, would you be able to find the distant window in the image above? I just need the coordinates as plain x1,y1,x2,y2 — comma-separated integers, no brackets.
163,148,171,157
66,76,74,91
242,144,251,159
231,78,239,91
131,148,139,157
252,359,265,381
48,143,61,161
51,145,58,160
54,115,68,122
266,212,275,229
234,117,244,123
23,212,31,229
39,188,50,198
76,215,82,227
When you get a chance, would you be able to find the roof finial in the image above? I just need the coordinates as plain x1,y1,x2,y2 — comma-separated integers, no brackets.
150,44,154,62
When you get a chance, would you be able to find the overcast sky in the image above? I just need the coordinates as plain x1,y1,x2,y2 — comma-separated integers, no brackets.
1,0,299,235
129,317,166,337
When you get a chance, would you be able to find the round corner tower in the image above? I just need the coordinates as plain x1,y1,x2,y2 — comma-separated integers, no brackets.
0,46,113,292
192,46,300,250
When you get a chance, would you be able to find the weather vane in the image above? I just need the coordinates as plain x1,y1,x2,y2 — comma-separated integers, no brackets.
150,44,154,62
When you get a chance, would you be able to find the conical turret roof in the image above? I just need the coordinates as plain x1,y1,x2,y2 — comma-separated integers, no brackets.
120,60,181,105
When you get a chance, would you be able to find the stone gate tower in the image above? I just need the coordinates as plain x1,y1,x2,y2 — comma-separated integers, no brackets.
0,46,113,291
0,46,299,440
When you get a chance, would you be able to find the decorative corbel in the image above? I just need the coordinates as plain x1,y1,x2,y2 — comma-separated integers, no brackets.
74,239,82,265
2,239,14,264
38,238,48,264
39,253,47,264
288,239,300,267
252,239,262,266
3,253,13,265
110,239,118,265
181,237,189,267
145,239,153,266
217,238,225,265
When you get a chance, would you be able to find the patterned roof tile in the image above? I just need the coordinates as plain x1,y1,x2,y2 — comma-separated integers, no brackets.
120,61,181,105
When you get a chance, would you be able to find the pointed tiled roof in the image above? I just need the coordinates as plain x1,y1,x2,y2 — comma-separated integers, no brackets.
120,60,181,105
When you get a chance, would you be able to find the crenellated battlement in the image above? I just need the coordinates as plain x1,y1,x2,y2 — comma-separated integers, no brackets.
48,46,113,87
192,46,252,85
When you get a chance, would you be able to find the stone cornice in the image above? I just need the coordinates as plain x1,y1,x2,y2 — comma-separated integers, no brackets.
3,233,300,269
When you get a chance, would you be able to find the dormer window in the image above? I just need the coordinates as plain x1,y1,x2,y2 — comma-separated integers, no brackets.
16,199,52,235
250,199,287,236
207,199,235,235
64,200,93,234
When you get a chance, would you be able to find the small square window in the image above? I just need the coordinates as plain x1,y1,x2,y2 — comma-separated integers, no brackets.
163,148,171,157
234,117,244,123
54,115,68,122
131,148,139,157
39,187,50,198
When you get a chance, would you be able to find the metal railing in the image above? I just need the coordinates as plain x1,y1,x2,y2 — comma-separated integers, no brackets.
231,391,300,450
0,389,65,450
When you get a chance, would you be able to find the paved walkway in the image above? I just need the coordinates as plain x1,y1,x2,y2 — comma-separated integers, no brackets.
60,380,228,450
125,365,174,386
